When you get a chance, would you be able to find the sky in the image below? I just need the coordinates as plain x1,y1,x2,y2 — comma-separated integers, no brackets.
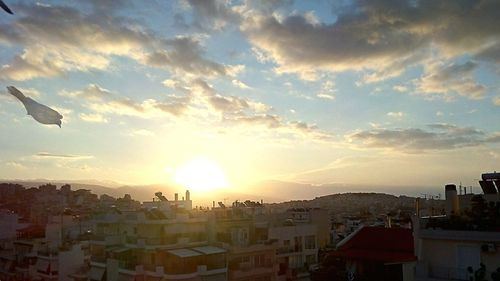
0,0,499,194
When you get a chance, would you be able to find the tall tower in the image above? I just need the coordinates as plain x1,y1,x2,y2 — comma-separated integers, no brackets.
445,184,459,216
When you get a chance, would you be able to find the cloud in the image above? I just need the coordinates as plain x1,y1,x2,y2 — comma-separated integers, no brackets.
414,61,486,100
5,161,26,169
493,96,500,106
61,84,191,118
128,129,155,137
347,123,498,152
165,77,334,142
317,80,336,100
393,85,408,93
79,113,108,123
34,152,93,160
184,0,241,31
241,0,500,81
0,3,149,80
140,37,233,77
232,79,251,89
0,3,237,81
387,112,404,118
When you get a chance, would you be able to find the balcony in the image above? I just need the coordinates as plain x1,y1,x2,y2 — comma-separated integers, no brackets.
90,234,123,245
37,249,59,258
125,235,208,248
276,246,302,255
229,264,274,279
90,255,107,264
419,228,500,242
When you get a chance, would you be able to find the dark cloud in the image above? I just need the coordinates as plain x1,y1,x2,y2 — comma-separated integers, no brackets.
185,0,240,31
143,37,229,76
0,3,234,80
242,0,500,80
348,123,498,152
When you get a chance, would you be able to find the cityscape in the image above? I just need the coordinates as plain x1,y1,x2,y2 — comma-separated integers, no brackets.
1,0,500,280
0,172,499,280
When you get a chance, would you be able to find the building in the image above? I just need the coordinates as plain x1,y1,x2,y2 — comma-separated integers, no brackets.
269,222,319,281
86,191,227,281
211,202,278,281
414,175,500,281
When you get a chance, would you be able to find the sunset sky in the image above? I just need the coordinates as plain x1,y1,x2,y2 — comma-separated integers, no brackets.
1,0,499,193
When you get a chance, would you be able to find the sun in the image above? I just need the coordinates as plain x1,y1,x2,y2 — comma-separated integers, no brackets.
174,158,229,192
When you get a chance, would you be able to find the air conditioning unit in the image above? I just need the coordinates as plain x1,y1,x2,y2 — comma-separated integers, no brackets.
481,243,496,253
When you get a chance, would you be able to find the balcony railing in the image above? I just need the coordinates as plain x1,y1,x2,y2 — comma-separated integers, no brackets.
37,249,59,257
427,266,494,281
276,246,301,254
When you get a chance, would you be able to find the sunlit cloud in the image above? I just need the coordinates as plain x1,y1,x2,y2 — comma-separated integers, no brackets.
79,113,108,123
0,2,240,81
232,79,251,89
393,85,409,93
493,96,500,106
34,152,94,160
413,61,486,100
387,112,404,118
317,80,336,100
5,161,26,169
128,129,156,137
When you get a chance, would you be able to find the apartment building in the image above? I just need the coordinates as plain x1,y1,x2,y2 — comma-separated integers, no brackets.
414,178,500,281
268,223,318,281
210,202,278,281
87,191,227,281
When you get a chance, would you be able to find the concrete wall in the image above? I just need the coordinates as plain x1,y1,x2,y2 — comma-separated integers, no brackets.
58,244,85,281
0,211,18,240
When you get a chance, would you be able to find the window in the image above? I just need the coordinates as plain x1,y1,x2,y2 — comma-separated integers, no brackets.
255,254,266,267
306,254,316,265
305,235,316,249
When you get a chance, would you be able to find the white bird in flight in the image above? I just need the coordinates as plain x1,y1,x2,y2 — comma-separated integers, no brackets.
7,86,63,128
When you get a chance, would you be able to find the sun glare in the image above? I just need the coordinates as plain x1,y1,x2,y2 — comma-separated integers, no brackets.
174,158,229,192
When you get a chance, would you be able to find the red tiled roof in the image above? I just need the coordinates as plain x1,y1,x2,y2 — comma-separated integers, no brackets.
332,226,416,263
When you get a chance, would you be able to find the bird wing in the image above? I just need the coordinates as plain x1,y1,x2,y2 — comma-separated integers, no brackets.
0,0,13,14
7,86,26,102
7,86,28,113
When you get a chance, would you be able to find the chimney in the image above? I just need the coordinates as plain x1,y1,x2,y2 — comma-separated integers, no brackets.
175,193,178,201
213,201,215,208
186,190,190,201
415,198,420,218
445,184,459,216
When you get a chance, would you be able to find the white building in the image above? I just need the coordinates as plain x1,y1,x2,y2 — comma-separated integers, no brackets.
414,182,500,281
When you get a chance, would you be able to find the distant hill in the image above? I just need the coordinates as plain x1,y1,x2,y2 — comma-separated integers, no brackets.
0,178,441,205
0,179,177,202
244,180,439,201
